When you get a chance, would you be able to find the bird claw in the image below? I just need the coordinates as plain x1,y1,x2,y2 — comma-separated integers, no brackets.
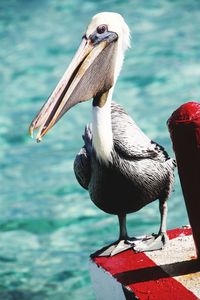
110,240,133,256
133,232,168,252
92,240,133,257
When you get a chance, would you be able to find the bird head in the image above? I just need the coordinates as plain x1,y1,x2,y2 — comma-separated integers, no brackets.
29,12,130,141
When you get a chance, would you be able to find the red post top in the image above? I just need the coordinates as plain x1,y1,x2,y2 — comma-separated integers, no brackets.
168,101,200,125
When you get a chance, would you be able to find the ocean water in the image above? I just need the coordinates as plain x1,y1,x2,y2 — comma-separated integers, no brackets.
0,0,200,299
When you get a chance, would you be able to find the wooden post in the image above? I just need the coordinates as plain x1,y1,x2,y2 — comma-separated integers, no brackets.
168,101,200,258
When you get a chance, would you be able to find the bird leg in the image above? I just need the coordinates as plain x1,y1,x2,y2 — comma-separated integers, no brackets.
133,198,168,252
92,214,144,257
106,214,134,256
118,213,128,240
92,200,169,257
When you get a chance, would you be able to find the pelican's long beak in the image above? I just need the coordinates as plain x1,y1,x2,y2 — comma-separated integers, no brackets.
29,30,118,141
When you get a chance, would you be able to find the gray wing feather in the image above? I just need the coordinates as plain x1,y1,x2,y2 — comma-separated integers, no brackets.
111,102,169,162
74,146,91,190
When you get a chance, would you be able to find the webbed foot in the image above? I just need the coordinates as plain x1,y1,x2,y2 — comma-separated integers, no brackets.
91,233,168,257
91,236,144,257
133,232,168,252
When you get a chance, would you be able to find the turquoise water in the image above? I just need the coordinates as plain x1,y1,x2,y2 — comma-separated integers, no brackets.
1,0,200,299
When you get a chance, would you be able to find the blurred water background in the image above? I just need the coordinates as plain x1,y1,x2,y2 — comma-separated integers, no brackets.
0,0,200,299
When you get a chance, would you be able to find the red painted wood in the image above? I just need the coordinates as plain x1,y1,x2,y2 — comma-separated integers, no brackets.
168,102,200,258
92,228,197,300
167,227,192,240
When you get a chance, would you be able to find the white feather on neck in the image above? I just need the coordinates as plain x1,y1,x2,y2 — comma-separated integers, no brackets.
92,88,113,163
91,31,128,164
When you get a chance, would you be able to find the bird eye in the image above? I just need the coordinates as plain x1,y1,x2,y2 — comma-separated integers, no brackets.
97,24,108,34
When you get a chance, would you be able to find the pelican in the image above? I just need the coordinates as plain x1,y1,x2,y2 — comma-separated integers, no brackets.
29,12,175,255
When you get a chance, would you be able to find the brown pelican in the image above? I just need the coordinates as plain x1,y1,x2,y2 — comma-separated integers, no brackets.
29,12,175,255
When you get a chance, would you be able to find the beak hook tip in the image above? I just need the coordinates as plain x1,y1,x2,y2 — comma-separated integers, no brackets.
28,125,34,139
